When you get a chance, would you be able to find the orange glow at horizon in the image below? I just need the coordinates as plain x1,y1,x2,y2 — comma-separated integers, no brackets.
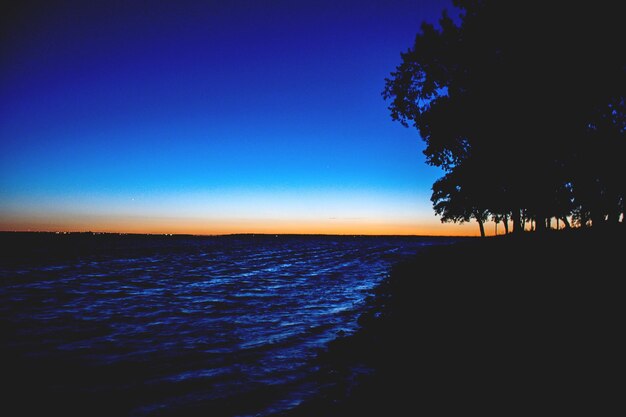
0,214,482,237
0,189,490,237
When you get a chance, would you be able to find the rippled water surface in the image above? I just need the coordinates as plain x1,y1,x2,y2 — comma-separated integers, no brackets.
0,233,453,416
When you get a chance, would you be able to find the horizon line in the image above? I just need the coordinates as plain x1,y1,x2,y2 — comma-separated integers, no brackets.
0,229,471,238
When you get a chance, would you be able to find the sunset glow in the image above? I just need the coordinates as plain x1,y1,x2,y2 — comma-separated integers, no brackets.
0,0,468,236
0,189,480,236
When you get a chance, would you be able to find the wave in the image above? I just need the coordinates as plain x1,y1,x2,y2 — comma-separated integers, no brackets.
0,234,454,416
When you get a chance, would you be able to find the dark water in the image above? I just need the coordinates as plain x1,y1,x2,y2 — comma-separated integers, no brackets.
0,233,453,416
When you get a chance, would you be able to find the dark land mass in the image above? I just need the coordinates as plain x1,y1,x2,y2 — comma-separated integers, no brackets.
283,228,624,416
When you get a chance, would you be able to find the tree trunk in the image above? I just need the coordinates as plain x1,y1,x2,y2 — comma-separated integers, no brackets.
560,216,571,229
503,214,509,234
607,199,620,225
579,210,590,228
536,213,546,233
477,217,485,238
591,210,605,229
556,217,559,230
511,209,522,235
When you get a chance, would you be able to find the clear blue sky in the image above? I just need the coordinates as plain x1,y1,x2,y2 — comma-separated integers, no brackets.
0,0,478,235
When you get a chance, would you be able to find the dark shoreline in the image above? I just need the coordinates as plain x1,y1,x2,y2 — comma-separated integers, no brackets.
282,229,624,416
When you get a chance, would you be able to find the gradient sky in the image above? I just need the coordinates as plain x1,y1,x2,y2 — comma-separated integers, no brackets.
0,0,482,236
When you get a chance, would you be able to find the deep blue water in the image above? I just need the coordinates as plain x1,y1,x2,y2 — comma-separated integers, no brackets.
0,233,453,416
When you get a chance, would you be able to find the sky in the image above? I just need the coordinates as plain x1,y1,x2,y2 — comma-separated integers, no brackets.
0,0,483,236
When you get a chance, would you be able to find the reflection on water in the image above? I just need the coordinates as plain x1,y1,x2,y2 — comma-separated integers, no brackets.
0,234,452,416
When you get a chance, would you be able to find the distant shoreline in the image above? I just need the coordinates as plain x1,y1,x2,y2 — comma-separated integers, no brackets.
0,230,470,238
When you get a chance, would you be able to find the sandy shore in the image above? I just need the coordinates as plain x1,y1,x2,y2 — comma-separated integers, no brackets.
283,229,624,415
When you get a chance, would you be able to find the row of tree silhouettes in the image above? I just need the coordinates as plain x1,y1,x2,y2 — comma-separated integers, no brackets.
384,0,625,236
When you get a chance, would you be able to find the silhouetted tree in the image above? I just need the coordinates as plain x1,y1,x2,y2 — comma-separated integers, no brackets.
571,97,626,228
431,171,488,237
384,0,626,234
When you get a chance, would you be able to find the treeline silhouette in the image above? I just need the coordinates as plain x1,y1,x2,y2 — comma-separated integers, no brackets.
384,0,625,236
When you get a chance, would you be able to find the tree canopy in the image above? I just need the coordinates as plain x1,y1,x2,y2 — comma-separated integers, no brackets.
384,0,625,235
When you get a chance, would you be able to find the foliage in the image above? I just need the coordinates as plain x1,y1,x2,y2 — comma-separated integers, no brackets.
384,0,626,235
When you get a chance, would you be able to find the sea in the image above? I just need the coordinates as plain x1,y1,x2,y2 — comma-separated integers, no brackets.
0,233,454,416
